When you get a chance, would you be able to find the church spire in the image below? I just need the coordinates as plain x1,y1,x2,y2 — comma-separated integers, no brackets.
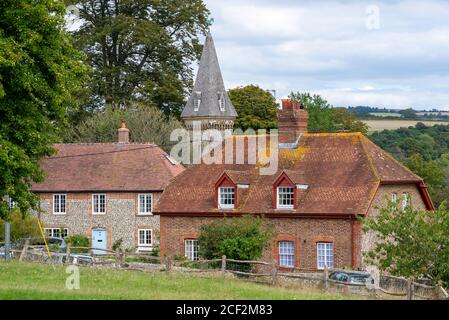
181,33,237,123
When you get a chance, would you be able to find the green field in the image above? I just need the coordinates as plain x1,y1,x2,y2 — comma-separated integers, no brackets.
0,261,362,300
364,120,449,132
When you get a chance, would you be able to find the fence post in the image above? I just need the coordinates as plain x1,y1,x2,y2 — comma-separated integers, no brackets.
19,239,30,262
115,249,123,268
323,267,329,290
221,255,226,274
436,281,443,300
407,277,414,300
165,256,172,272
65,243,71,265
271,260,278,285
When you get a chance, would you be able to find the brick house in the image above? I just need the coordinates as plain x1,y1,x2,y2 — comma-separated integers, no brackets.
31,124,184,253
154,98,433,270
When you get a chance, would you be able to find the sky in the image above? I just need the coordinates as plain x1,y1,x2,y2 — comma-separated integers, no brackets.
203,0,449,110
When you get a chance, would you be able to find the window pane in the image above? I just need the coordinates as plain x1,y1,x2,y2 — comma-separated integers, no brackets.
219,187,234,207
61,195,66,212
93,194,105,213
100,195,105,212
139,194,152,213
185,240,199,261
93,195,98,212
278,187,294,207
139,229,151,245
317,243,334,269
279,241,294,267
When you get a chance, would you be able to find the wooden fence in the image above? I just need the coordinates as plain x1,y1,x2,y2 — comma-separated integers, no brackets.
9,243,448,300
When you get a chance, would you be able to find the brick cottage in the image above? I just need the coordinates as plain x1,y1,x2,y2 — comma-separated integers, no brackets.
153,33,433,270
155,99,433,270
31,124,184,253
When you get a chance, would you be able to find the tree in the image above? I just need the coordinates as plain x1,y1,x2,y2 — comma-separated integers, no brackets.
289,92,368,134
405,154,448,207
198,215,275,264
399,108,417,120
363,202,449,286
0,209,40,242
66,102,183,151
228,85,278,131
0,0,88,219
70,0,210,115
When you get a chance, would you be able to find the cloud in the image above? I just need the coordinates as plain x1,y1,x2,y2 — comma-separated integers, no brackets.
203,0,449,109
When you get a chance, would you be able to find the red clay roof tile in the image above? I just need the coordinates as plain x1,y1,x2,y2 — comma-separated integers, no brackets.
31,143,185,192
155,133,424,216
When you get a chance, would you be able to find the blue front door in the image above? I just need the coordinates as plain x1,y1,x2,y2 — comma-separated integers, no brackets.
92,228,107,255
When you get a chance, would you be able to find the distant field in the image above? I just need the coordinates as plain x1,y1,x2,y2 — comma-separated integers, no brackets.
368,112,402,118
364,120,449,132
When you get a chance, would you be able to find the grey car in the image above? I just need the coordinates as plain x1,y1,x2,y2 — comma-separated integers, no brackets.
329,271,375,285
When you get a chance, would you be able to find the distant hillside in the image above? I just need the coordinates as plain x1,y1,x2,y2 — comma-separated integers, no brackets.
348,106,449,121
370,122,449,207
370,122,449,160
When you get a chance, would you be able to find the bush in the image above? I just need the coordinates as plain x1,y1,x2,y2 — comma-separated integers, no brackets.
198,215,275,271
0,210,40,242
65,235,90,254
112,238,123,252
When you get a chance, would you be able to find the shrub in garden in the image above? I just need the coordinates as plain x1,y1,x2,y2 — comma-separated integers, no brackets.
65,235,90,254
198,215,275,271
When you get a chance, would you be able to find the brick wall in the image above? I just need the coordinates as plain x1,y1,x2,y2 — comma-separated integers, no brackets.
33,192,162,251
160,183,429,271
160,215,354,270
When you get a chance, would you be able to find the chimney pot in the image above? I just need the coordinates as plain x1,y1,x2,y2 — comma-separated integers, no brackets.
278,99,308,145
118,122,130,143
281,98,293,110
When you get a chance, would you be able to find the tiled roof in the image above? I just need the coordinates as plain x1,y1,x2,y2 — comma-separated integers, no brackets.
155,133,424,216
31,143,185,192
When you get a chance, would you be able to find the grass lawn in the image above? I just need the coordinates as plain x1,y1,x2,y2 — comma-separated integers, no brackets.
0,261,363,300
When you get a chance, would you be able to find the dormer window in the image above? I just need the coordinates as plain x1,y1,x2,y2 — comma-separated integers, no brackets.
277,187,295,209
219,187,235,209
273,172,298,209
194,91,201,111
218,92,225,111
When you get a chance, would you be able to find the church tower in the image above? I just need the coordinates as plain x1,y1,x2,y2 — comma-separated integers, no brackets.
181,33,237,133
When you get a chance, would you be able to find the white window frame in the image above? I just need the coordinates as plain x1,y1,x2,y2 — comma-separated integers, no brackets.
278,241,295,268
185,239,199,261
391,193,398,203
317,242,334,270
53,194,67,215
402,192,410,209
92,194,106,215
44,228,69,239
138,193,153,215
218,92,225,112
277,187,295,209
193,91,201,111
218,187,235,209
138,229,152,247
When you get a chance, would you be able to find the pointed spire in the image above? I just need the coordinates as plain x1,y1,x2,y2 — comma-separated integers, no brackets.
181,33,237,119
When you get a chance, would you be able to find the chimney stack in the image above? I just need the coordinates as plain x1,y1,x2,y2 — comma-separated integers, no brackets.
118,122,130,143
278,98,308,145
